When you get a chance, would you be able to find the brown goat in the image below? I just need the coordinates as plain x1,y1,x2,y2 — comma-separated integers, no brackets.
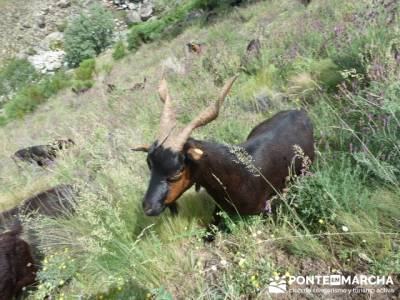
0,229,37,300
0,184,75,232
12,139,75,167
132,77,314,219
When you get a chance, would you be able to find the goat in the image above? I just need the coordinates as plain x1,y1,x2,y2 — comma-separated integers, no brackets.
0,229,37,300
132,76,314,218
12,139,75,167
0,184,75,232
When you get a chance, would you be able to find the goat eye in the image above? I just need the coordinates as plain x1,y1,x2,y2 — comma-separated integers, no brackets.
168,171,182,182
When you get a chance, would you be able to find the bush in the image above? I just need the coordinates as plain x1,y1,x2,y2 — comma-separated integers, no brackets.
75,58,96,81
112,41,126,60
64,5,115,67
3,72,71,121
0,58,39,97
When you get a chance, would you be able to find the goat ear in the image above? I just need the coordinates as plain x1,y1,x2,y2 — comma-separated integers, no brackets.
187,147,204,161
131,145,150,152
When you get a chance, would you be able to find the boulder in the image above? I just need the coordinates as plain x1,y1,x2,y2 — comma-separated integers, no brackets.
37,15,46,28
57,0,71,9
41,31,64,50
28,50,66,73
140,1,153,21
125,10,142,25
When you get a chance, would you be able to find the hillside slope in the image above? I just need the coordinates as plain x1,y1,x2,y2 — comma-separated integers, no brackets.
0,0,399,299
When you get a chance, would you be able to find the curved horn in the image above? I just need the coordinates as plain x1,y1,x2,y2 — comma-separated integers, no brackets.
156,78,177,144
165,75,238,151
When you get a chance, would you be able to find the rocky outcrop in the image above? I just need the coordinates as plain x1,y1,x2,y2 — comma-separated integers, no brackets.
27,51,66,74
0,0,155,72
105,0,154,22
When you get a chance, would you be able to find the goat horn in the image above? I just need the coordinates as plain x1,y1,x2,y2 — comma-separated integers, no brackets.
156,77,177,144
165,75,238,151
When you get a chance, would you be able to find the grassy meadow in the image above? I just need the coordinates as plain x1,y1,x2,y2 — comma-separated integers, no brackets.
0,0,399,299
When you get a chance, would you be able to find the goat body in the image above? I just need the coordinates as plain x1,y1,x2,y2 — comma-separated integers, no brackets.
184,110,314,214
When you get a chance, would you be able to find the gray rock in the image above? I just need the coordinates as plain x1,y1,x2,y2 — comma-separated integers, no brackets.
42,8,50,15
57,0,71,8
125,10,142,25
37,15,46,28
127,3,139,10
140,2,153,21
41,31,64,50
28,50,66,73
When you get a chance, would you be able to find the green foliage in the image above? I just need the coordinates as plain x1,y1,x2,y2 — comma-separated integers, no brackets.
127,3,191,50
75,58,96,81
0,58,39,97
64,5,115,67
310,59,343,91
127,0,255,50
112,41,126,60
71,79,93,93
2,71,71,121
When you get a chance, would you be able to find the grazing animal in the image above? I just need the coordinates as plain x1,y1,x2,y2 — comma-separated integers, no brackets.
132,76,314,217
241,38,262,74
130,77,147,91
0,184,75,231
246,39,261,59
0,229,37,300
12,139,75,167
186,42,206,55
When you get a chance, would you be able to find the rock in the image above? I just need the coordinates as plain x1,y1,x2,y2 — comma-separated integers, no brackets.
21,23,32,29
140,2,153,21
127,3,139,10
161,56,185,76
57,0,71,8
41,31,64,50
37,15,46,28
125,10,142,25
28,50,66,73
42,8,50,15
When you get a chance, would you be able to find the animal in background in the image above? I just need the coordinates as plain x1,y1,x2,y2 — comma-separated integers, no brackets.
12,138,75,167
0,228,37,300
0,184,75,232
132,76,314,219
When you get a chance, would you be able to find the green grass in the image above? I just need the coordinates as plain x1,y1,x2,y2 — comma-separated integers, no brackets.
0,0,399,299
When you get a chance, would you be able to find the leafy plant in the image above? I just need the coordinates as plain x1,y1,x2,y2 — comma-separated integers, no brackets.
64,5,115,67
0,58,39,98
75,58,96,81
2,71,71,121
112,41,126,61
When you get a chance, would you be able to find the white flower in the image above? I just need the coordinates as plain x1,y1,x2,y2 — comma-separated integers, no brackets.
220,259,227,266
211,265,217,271
341,226,349,232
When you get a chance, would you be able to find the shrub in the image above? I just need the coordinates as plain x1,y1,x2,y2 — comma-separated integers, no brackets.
71,80,93,94
310,59,343,91
112,41,126,60
75,58,96,81
64,5,115,67
3,71,71,121
0,58,39,97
